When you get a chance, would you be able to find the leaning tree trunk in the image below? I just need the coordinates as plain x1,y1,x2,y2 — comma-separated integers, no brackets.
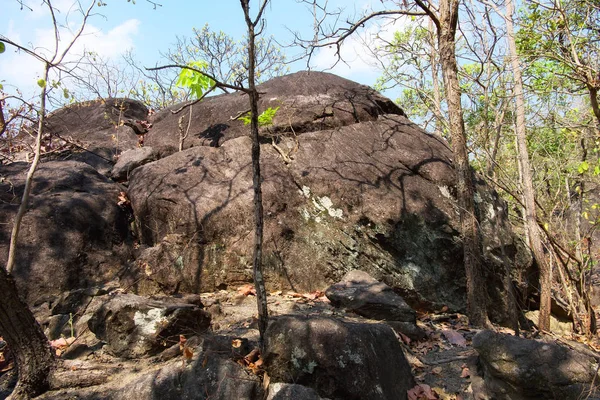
505,0,552,331
438,0,489,327
0,267,54,399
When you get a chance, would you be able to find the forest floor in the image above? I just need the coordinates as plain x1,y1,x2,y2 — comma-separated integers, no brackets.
1,287,599,400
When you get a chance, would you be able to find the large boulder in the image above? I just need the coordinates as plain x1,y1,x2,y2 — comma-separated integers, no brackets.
473,330,599,399
264,315,414,400
127,72,527,321
0,161,131,304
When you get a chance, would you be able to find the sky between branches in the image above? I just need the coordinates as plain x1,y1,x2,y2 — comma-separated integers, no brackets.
1,0,414,103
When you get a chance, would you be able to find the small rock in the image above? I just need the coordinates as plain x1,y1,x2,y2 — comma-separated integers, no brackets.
267,383,324,400
326,270,416,323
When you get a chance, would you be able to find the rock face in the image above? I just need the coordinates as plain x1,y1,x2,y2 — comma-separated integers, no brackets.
110,147,160,182
473,330,599,399
127,71,527,321
44,98,149,174
264,315,414,400
147,71,404,149
0,161,130,304
87,293,210,358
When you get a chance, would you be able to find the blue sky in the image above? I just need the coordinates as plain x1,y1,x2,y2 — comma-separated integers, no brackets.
1,0,405,103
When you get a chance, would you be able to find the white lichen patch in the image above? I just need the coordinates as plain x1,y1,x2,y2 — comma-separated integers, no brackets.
291,347,307,369
315,196,343,219
291,347,317,373
305,360,318,374
486,203,496,220
133,308,168,335
474,192,483,203
301,185,311,198
438,186,451,199
300,208,311,221
299,186,344,221
343,349,363,364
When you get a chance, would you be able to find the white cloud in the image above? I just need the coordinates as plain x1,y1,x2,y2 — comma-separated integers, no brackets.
1,18,140,101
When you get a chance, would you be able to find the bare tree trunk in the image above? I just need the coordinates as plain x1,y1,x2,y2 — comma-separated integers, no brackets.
438,0,489,327
0,267,54,400
240,0,269,348
505,0,551,331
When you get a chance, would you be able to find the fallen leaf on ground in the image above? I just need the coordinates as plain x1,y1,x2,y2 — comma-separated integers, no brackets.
237,284,256,296
231,339,242,348
244,348,260,363
183,346,193,362
408,383,439,400
460,366,470,378
442,329,467,347
432,366,443,375
179,335,187,351
50,337,75,356
398,331,411,345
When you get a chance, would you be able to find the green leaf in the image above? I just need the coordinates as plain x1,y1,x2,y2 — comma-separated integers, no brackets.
176,61,214,99
258,106,279,127
0,42,5,54
37,78,46,88
0,83,3,90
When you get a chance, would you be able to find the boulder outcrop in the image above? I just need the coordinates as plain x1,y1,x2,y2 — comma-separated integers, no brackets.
126,71,528,322
0,161,130,304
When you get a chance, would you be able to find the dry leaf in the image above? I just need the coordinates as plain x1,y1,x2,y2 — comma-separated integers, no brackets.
238,284,256,296
440,305,449,313
183,346,194,361
442,329,467,347
407,383,439,400
202,356,208,368
231,339,243,348
262,372,270,390
398,331,411,345
244,348,260,364
432,366,443,375
179,335,187,351
460,366,470,378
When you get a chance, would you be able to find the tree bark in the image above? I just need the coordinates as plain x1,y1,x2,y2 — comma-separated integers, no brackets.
505,0,552,331
0,266,54,399
437,0,489,327
240,0,269,348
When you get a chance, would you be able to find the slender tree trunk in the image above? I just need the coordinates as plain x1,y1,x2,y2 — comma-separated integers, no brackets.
6,64,50,274
241,0,269,348
505,0,551,331
587,85,600,130
438,0,489,327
